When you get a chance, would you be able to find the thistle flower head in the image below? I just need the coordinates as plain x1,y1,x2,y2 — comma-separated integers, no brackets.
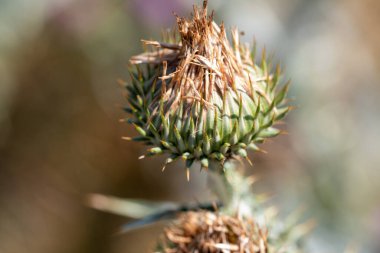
156,211,268,253
124,0,290,173
155,209,314,253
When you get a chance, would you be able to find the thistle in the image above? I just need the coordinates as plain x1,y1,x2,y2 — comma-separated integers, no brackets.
88,1,313,252
155,210,313,253
123,0,290,174
156,211,269,253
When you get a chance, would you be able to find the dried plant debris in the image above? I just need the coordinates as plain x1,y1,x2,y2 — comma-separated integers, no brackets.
123,0,291,173
155,211,268,253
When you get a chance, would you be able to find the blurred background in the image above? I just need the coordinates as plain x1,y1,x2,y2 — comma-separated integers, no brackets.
0,0,379,252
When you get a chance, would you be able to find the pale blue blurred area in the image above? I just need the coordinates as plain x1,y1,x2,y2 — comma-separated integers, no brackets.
0,0,379,252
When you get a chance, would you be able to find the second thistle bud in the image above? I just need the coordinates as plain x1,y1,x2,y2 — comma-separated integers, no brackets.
123,1,290,172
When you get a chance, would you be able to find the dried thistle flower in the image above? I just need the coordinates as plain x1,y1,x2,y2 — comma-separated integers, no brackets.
123,0,290,175
155,211,268,253
155,209,314,253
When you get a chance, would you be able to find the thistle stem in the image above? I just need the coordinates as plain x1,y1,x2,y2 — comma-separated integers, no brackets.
207,160,255,216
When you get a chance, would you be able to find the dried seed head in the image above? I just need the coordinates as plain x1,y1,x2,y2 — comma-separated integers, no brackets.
155,211,268,253
124,0,290,171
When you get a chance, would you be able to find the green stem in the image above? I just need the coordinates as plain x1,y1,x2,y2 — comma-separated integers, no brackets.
207,159,256,216
207,160,233,210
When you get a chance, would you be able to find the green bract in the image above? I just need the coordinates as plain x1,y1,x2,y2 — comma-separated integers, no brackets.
123,3,290,174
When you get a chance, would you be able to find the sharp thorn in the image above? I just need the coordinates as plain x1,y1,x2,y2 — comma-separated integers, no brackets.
117,78,127,87
259,149,268,154
186,168,190,182
246,157,253,166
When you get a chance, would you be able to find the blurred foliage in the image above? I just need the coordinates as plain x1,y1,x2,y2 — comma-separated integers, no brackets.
0,0,379,253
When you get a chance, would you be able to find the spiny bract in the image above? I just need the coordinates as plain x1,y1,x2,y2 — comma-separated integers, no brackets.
123,1,290,173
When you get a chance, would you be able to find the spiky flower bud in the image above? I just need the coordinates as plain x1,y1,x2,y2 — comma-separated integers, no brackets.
123,1,290,171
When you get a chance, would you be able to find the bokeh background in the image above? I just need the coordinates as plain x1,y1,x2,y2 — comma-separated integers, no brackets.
0,0,379,252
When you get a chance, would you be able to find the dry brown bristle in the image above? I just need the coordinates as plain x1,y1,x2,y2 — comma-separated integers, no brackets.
156,211,268,253
129,1,270,114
